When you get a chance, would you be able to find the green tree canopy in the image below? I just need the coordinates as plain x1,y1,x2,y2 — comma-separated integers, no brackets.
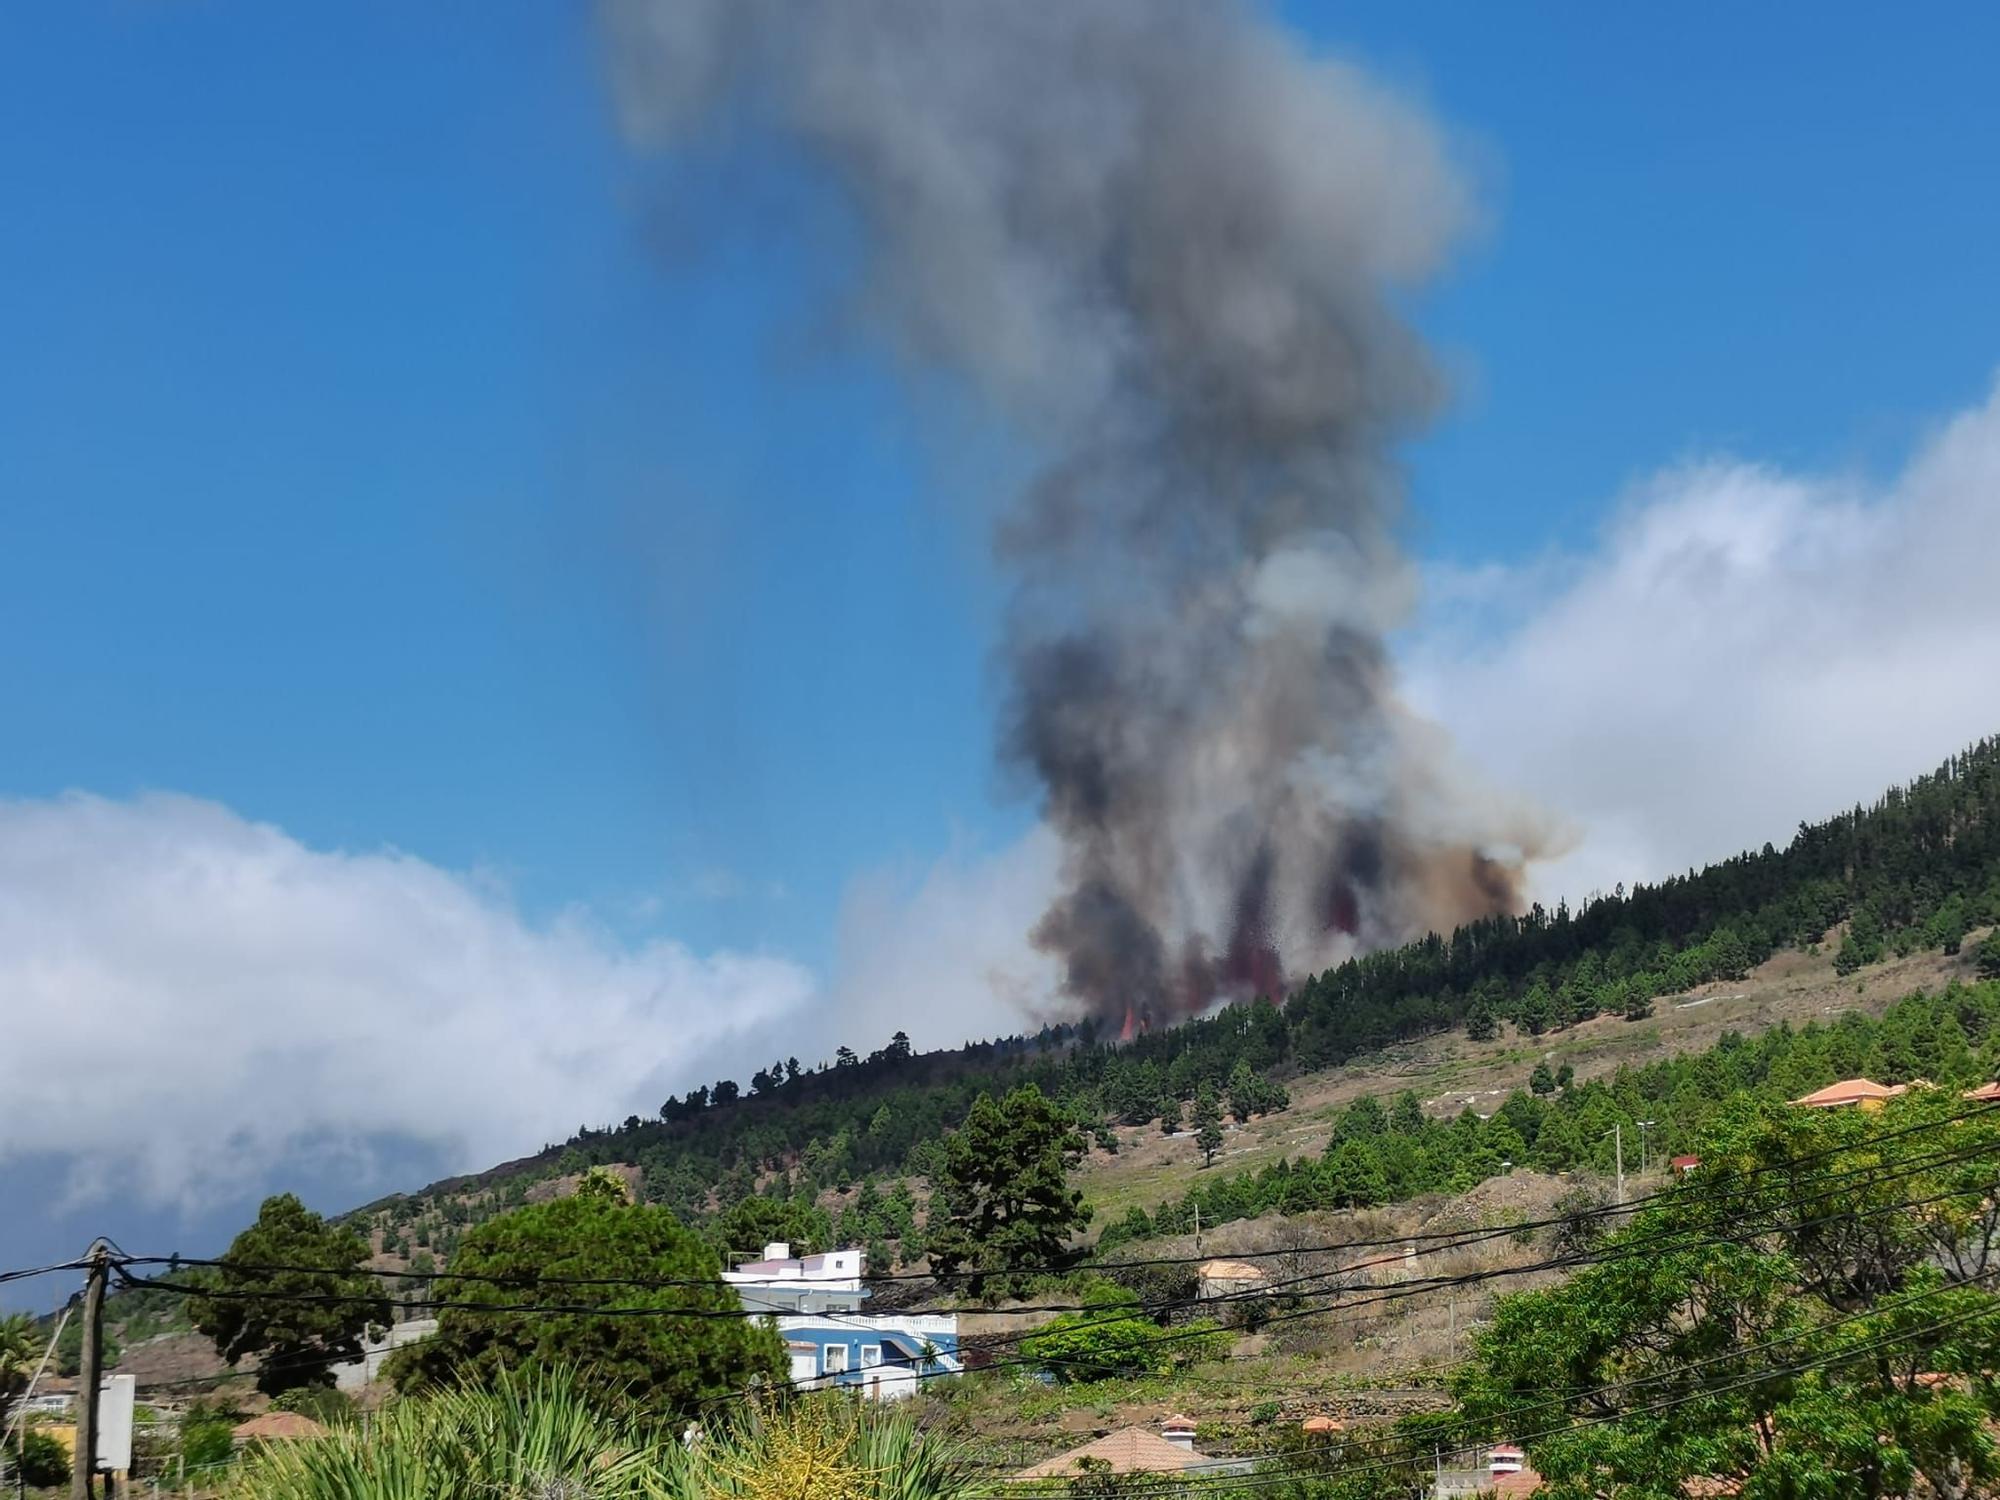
189,1193,389,1395
387,1192,783,1415
708,1195,833,1262
1455,1091,2000,1499
0,1313,41,1421
1192,1083,1225,1168
924,1084,1091,1295
1020,1282,1226,1384
54,1311,120,1377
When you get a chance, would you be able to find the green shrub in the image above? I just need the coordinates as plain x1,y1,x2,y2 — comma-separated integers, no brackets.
226,1369,983,1500
16,1430,71,1488
270,1386,356,1429
182,1417,236,1471
1021,1282,1228,1383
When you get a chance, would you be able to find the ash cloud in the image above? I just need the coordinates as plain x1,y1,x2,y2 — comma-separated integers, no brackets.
601,0,1552,1028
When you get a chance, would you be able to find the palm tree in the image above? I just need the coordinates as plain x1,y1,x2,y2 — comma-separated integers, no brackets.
1,1313,44,1424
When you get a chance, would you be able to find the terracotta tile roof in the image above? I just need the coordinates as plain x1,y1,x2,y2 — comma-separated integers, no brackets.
231,1412,329,1442
1013,1427,1204,1480
1490,1467,1544,1495
1790,1078,1905,1108
1964,1081,2000,1103
1196,1259,1267,1280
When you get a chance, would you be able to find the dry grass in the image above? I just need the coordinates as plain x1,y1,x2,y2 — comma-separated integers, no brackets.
1073,939,1981,1223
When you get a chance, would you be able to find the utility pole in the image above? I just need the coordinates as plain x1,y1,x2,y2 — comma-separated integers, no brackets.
1614,1124,1625,1207
1638,1119,1655,1176
73,1242,109,1500
1192,1203,1202,1257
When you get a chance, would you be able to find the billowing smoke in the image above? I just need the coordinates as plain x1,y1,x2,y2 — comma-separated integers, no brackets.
601,0,1551,1031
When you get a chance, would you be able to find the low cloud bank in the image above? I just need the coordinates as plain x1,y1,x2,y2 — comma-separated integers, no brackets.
11,384,1999,1218
0,792,814,1210
1406,379,2000,906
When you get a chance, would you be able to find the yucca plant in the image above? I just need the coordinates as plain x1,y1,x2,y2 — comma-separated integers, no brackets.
230,1368,666,1500
651,1395,988,1500
229,1370,984,1500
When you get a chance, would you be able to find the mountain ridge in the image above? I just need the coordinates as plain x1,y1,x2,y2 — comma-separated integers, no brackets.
346,735,2000,1267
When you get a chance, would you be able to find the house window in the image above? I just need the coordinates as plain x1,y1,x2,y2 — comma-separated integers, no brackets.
859,1344,882,1368
822,1344,850,1375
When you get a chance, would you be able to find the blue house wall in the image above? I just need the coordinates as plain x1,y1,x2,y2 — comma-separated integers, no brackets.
780,1319,960,1387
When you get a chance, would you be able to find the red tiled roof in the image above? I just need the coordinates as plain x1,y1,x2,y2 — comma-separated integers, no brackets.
1790,1078,1905,1108
1013,1427,1204,1480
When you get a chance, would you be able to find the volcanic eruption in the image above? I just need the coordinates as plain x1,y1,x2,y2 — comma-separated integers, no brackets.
602,0,1551,1030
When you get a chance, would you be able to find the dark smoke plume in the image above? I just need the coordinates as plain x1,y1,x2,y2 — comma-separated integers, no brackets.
602,0,1552,1031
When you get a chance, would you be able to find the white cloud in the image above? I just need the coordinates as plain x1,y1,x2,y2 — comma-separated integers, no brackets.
1405,379,2000,907
0,793,814,1210
825,824,1063,1054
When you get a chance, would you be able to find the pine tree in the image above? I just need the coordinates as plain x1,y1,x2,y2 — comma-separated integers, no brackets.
1518,983,1555,1037
1193,1084,1224,1168
1976,931,2000,980
1227,1059,1259,1123
923,1085,1092,1294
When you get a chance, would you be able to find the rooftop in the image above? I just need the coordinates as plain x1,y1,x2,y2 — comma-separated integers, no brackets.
1196,1258,1268,1280
231,1412,328,1443
1790,1078,1907,1108
1013,1426,1206,1480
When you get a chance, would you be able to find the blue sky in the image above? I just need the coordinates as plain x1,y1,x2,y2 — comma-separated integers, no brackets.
4,2,2000,1298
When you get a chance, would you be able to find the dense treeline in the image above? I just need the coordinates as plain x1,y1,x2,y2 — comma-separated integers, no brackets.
1099,978,2000,1251
364,737,2000,1261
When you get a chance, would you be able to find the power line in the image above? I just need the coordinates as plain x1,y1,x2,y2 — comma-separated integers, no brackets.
111,1096,2000,1298
101,1100,2000,1317
0,1259,90,1288
683,1153,2000,1411
59,1103,2000,1430
1014,1297,2000,1498
99,1127,2000,1418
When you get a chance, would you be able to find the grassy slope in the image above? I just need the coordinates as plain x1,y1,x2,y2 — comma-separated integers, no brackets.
1071,935,1977,1223
113,934,1983,1417
942,935,1991,1466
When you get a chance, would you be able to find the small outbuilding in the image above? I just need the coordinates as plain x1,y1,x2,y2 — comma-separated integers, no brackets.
1195,1259,1268,1299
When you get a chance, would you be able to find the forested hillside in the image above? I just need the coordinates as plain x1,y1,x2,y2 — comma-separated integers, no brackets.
1100,978,2000,1251
359,737,2000,1266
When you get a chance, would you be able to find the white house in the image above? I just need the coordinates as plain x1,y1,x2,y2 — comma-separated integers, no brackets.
330,1318,439,1392
724,1243,959,1401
